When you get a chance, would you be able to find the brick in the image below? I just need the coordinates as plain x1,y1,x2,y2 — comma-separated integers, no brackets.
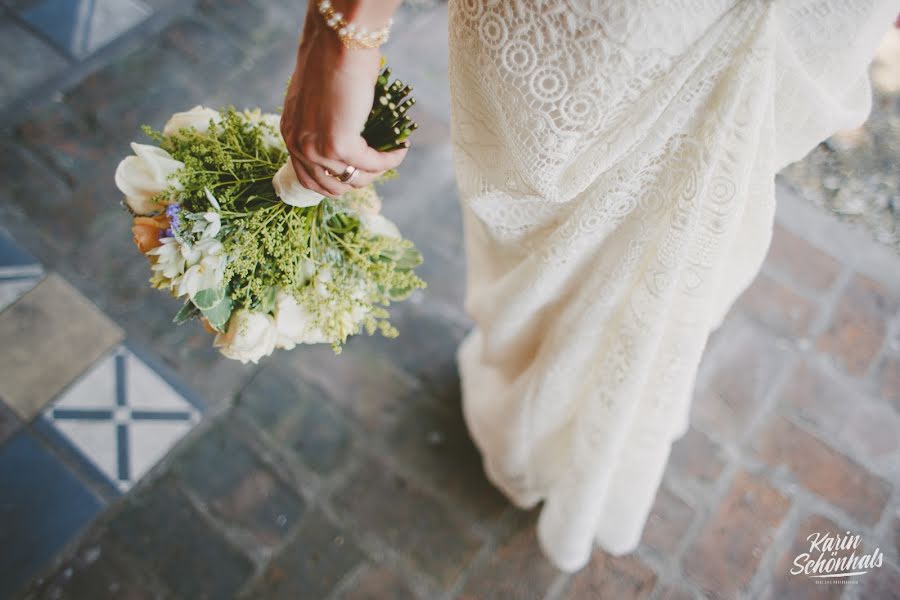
765,513,844,600
173,422,306,548
736,272,816,337
364,302,468,407
816,273,899,377
198,0,302,44
0,274,123,421
754,416,891,525
252,510,364,600
859,561,900,600
160,18,248,84
877,355,900,412
765,224,842,293
206,35,298,112
562,552,657,599
65,40,204,136
691,319,788,441
640,486,694,557
331,457,483,588
0,143,70,243
667,426,726,488
459,527,559,600
282,336,427,436
0,19,68,107
838,401,900,461
387,399,507,522
105,476,253,599
27,169,125,258
338,564,418,600
683,470,790,599
780,359,852,434
26,537,169,600
236,365,352,475
783,359,900,463
16,102,122,185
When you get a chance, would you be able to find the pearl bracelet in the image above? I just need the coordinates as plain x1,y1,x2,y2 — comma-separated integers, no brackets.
316,0,392,50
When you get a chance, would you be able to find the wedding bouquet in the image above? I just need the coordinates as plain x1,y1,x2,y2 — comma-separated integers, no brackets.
114,66,426,363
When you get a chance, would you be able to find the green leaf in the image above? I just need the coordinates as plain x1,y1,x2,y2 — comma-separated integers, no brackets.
201,294,233,332
193,287,224,310
388,285,414,300
259,286,277,314
173,300,200,325
394,247,423,271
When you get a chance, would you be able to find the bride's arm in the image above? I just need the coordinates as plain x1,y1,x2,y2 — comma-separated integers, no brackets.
281,0,407,198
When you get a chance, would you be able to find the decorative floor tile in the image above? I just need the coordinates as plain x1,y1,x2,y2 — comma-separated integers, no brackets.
0,430,104,600
42,346,201,492
0,273,123,421
16,0,153,59
0,229,43,312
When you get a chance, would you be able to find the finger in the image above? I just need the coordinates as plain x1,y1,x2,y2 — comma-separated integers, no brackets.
308,162,355,197
299,138,380,187
346,169,379,189
336,137,409,173
290,157,333,199
316,158,380,190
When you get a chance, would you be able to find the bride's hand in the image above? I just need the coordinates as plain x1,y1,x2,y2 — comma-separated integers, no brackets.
281,7,408,198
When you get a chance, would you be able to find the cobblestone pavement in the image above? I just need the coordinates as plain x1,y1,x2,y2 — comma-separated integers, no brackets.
1,2,899,599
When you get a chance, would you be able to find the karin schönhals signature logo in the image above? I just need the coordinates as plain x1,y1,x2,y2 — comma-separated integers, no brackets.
790,530,884,584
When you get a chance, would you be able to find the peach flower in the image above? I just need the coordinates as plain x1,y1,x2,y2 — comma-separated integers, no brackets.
132,214,170,253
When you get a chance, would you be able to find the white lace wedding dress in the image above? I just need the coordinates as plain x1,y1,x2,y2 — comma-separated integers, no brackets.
448,0,895,572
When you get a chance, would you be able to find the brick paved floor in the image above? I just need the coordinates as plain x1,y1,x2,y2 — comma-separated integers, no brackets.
1,2,899,599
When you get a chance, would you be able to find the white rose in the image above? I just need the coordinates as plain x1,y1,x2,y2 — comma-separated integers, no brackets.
214,310,278,364
163,105,221,137
273,162,325,208
273,291,329,349
360,212,401,239
114,142,184,215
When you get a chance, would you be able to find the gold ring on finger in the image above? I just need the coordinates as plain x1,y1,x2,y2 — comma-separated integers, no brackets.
334,165,357,183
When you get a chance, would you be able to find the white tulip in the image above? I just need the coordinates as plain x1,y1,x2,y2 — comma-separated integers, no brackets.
163,105,221,137
214,310,278,364
114,143,184,215
360,212,402,239
273,291,329,349
272,162,325,208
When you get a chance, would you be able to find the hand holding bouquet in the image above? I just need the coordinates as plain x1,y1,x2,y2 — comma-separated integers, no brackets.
114,66,426,364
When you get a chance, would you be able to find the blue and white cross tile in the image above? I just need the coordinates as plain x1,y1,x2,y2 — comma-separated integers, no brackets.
0,231,43,312
40,346,201,493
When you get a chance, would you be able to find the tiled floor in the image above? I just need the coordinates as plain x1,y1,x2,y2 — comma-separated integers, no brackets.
0,431,104,599
0,229,204,597
0,229,42,312
0,2,898,599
